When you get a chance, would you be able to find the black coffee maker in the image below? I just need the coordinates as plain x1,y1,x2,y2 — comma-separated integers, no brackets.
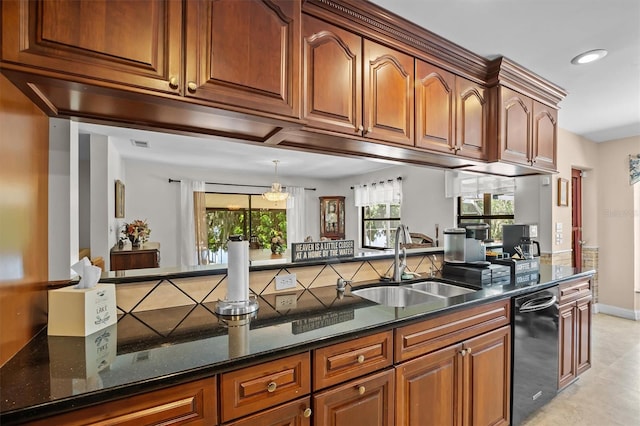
502,224,540,258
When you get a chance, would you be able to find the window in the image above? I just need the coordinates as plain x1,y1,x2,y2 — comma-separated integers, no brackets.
361,203,401,249
205,193,286,263
457,193,514,241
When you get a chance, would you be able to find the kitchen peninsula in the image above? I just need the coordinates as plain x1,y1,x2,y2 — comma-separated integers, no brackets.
0,253,594,425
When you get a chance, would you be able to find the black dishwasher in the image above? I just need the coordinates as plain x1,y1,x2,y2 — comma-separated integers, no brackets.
511,286,559,425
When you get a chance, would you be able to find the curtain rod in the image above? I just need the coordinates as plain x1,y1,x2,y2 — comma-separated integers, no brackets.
168,178,316,191
350,176,402,190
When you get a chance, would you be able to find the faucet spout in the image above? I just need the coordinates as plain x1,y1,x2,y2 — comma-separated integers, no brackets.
393,224,411,282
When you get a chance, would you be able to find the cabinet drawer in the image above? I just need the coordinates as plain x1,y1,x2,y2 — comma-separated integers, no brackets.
559,278,591,303
226,397,312,426
220,352,311,422
395,299,510,362
29,377,217,426
313,331,393,390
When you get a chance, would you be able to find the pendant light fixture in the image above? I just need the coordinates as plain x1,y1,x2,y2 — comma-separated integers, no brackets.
262,160,289,202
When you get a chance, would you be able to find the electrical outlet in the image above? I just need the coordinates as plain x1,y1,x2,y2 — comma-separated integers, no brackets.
275,294,297,310
275,273,297,290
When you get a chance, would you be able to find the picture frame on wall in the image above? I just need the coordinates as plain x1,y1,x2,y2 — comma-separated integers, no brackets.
115,180,125,218
557,178,569,207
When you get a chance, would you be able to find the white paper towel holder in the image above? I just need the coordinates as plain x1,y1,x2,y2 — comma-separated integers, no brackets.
215,235,259,316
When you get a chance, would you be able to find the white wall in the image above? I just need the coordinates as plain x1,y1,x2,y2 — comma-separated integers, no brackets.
48,118,79,280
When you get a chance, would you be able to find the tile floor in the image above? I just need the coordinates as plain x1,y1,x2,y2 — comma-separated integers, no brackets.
522,313,640,426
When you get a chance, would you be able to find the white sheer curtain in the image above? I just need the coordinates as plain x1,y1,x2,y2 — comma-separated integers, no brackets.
286,186,306,250
354,178,402,207
179,180,206,266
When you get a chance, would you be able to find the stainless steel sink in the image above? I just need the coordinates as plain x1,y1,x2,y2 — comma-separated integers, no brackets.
351,286,445,307
352,281,477,308
406,281,476,298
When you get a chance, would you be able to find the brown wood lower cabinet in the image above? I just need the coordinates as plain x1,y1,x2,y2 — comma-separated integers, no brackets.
313,369,395,426
28,377,218,426
558,278,592,390
395,325,511,426
225,397,312,426
110,242,160,271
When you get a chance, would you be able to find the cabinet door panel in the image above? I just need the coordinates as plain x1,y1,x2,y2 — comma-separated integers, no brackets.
314,369,394,426
185,0,300,117
456,78,488,160
302,15,362,134
463,325,510,426
500,87,531,165
363,40,414,146
558,302,577,389
576,295,592,375
227,397,311,426
395,343,463,426
1,0,182,93
415,60,455,153
532,100,558,170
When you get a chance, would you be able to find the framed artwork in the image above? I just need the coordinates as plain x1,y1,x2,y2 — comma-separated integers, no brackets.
115,180,125,218
557,178,569,207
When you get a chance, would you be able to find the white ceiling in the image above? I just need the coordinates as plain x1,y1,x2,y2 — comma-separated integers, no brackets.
371,0,640,143
80,1,640,178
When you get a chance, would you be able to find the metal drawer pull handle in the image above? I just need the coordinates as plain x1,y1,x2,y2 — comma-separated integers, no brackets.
358,386,366,395
357,354,365,363
267,381,277,392
303,408,312,418
520,296,557,313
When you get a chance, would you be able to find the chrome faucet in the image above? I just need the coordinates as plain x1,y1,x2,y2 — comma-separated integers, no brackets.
393,224,412,282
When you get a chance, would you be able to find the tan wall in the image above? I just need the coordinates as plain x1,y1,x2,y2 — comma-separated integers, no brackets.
596,136,640,311
0,74,49,366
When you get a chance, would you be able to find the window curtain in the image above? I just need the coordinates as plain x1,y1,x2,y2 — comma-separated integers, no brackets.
444,171,515,198
179,180,206,266
286,186,305,249
354,178,402,207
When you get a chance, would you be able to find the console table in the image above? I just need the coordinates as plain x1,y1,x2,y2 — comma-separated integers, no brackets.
110,242,160,271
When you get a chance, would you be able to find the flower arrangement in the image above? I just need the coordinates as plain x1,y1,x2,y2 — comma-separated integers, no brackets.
270,230,286,254
122,219,151,245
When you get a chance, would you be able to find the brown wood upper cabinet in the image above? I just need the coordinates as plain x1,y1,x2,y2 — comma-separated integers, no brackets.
302,16,414,146
185,0,300,118
416,61,488,160
499,86,558,171
1,0,183,94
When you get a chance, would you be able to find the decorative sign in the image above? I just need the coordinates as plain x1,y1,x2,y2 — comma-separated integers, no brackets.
630,154,640,185
291,240,355,262
291,310,355,334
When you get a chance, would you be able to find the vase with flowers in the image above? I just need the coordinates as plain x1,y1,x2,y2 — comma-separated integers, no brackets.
270,230,285,255
122,219,151,248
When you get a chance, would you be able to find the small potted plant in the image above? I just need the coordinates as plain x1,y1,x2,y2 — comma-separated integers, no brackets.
270,230,285,255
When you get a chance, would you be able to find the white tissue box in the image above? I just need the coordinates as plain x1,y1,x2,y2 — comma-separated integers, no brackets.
48,284,117,336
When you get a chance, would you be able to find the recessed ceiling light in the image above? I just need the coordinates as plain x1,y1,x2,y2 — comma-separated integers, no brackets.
570,49,608,65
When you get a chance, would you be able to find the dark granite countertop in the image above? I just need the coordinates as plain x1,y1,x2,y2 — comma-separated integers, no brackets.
0,264,594,424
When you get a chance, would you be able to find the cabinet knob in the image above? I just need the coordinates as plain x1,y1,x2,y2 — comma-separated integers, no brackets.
187,81,197,92
267,381,277,392
357,125,364,132
303,408,312,418
169,77,179,89
460,349,467,356
367,127,373,134
357,354,365,363
358,385,366,395
467,348,472,355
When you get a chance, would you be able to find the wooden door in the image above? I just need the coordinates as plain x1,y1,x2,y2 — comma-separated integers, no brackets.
415,60,455,153
572,168,584,268
363,40,414,146
499,87,532,165
456,78,488,160
558,302,577,389
314,369,394,426
532,101,558,170
463,325,511,426
395,343,463,426
184,0,300,118
576,295,592,375
1,0,183,93
302,15,362,135
227,397,311,426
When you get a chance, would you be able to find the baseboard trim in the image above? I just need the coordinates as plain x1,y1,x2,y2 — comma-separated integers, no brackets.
594,303,640,321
